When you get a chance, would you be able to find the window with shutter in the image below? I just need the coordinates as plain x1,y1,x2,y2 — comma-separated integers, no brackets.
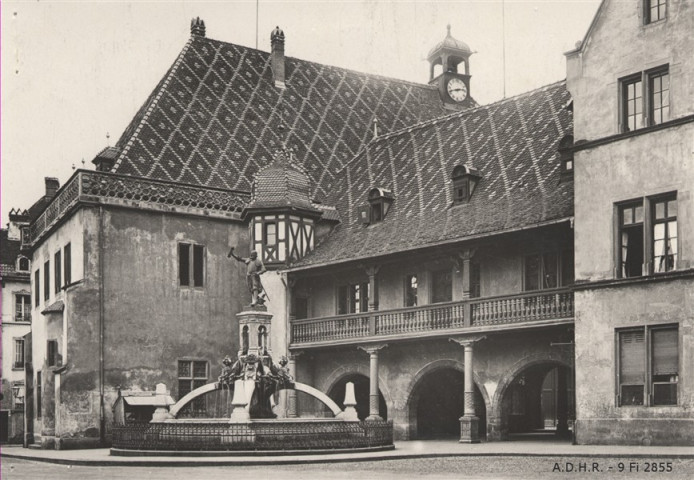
617,325,678,407
651,327,678,405
619,330,645,406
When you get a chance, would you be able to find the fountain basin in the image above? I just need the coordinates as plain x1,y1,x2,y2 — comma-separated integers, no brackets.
110,418,393,455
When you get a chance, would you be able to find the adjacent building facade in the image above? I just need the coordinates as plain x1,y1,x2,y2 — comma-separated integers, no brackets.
566,0,694,444
1,210,32,443
17,1,693,449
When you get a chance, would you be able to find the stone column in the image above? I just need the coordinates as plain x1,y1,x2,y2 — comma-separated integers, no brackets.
450,335,485,443
365,265,380,312
359,344,388,421
286,351,303,418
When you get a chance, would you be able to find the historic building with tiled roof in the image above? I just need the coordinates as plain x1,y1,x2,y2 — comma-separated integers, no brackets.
293,81,573,268
18,0,694,449
1,209,32,444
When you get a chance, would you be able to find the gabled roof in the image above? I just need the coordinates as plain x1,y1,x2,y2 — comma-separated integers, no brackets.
292,81,574,268
112,35,448,200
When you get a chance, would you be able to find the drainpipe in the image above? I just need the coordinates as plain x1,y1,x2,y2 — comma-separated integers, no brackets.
98,206,105,444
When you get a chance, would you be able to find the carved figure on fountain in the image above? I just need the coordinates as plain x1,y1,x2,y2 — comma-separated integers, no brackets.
218,349,295,419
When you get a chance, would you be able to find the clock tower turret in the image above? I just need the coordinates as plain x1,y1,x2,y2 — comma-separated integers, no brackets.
427,25,473,109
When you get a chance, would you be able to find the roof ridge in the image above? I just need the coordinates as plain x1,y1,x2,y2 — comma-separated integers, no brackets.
371,79,568,145
198,36,439,92
333,79,568,183
112,38,194,172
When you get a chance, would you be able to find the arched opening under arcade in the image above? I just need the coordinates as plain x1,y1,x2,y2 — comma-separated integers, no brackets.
499,362,574,440
327,373,388,421
407,367,486,440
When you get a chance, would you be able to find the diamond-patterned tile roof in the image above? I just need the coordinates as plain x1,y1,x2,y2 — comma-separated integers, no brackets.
112,36,448,199
246,150,320,214
293,81,574,268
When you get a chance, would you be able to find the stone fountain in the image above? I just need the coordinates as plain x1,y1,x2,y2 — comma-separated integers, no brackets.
110,306,393,455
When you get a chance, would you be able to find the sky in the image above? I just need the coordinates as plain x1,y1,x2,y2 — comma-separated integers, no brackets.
0,0,601,225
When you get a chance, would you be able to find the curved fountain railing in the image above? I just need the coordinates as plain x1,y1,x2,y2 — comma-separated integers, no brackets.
169,382,343,418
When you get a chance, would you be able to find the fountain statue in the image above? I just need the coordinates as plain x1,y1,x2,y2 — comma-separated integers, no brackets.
219,350,294,419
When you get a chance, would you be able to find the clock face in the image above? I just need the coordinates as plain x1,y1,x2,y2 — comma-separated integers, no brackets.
446,78,468,102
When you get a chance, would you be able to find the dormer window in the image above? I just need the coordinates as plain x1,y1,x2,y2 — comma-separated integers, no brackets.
17,256,30,272
364,188,393,224
451,165,481,204
559,135,574,181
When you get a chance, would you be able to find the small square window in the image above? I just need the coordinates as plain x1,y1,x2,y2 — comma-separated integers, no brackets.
649,69,669,126
43,261,50,301
17,257,30,272
64,243,72,286
404,274,418,307
620,65,669,133
337,282,369,314
14,339,25,369
431,269,452,303
35,269,41,307
47,340,59,367
54,250,62,294
616,193,676,278
645,0,666,24
15,294,31,322
177,359,209,416
621,76,643,132
178,242,205,287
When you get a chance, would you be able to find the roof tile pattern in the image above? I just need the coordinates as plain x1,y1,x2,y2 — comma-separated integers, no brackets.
247,150,319,213
294,81,573,267
113,37,447,199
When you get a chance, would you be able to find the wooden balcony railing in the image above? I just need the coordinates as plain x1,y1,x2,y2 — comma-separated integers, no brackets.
291,288,573,346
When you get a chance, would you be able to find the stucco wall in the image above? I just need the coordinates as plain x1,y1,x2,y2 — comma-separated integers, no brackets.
574,278,694,445
30,206,252,446
100,208,246,394
566,0,694,141
573,124,694,282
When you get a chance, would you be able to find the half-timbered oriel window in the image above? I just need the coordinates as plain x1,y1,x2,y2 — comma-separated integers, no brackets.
252,214,315,264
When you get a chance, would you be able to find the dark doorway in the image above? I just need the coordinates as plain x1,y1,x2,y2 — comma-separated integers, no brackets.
328,374,387,421
410,367,486,440
501,363,574,439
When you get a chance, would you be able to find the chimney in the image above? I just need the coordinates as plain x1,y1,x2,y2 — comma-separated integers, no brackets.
271,26,286,89
45,177,60,198
190,17,206,37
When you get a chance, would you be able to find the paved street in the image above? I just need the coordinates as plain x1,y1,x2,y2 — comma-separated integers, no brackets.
3,456,694,480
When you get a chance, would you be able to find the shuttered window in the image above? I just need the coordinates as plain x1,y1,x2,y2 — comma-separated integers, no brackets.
652,327,678,406
619,330,645,406
64,243,72,286
617,325,678,406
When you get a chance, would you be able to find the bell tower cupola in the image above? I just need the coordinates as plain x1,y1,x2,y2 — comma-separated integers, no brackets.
427,25,473,109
